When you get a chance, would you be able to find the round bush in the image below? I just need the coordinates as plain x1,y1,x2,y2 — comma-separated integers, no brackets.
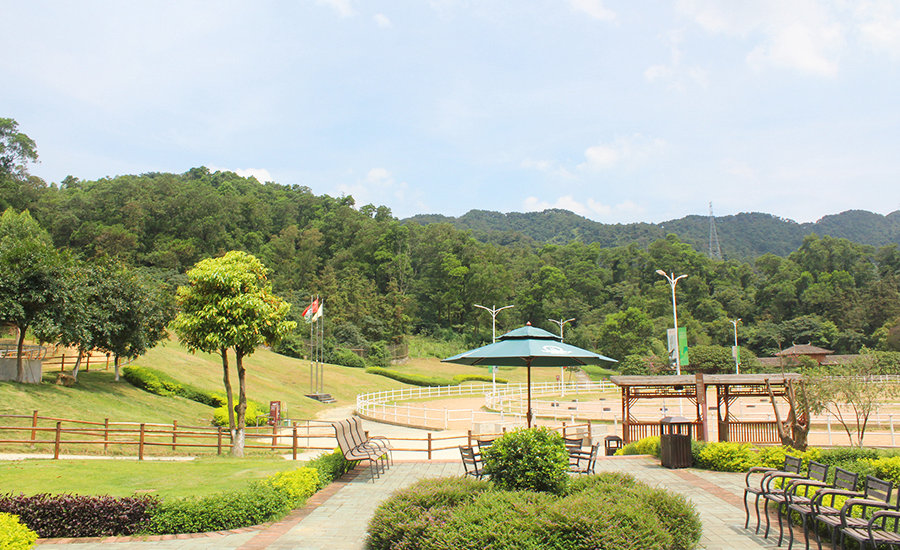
331,348,366,368
482,427,569,494
0,512,38,550
366,473,703,550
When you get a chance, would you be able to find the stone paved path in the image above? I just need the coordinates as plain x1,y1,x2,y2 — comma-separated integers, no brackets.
36,456,796,550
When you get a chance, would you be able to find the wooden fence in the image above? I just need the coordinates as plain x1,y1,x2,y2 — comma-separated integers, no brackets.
0,411,593,461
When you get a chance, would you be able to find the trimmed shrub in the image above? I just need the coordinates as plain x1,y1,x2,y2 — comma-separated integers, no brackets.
366,477,491,550
306,449,353,489
0,493,158,538
0,513,38,550
367,473,703,550
452,374,508,384
122,366,224,408
261,467,319,508
482,427,569,494
364,367,456,387
615,435,661,457
212,400,268,427
331,348,367,369
863,456,900,486
145,483,290,534
756,445,821,470
696,442,756,472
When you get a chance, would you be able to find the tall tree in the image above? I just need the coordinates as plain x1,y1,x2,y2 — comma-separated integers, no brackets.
0,209,68,382
173,251,295,456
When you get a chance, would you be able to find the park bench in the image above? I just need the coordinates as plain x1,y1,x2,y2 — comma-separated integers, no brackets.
784,467,859,550
331,419,390,480
569,442,601,475
347,416,393,466
812,475,895,550
459,445,485,479
744,455,803,534
841,508,900,549
763,461,830,545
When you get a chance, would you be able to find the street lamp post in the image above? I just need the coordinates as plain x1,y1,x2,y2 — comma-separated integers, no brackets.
731,318,741,374
548,317,576,396
656,270,687,376
474,304,514,397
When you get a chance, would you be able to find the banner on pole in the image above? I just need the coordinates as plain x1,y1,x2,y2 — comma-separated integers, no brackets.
667,327,690,367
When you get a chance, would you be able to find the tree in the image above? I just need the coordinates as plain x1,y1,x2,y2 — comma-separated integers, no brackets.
0,209,68,382
804,357,892,447
595,307,653,360
173,251,295,456
94,265,171,381
766,376,810,450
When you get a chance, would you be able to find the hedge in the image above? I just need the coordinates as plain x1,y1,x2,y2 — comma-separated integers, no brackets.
2,449,353,538
122,366,224,408
364,367,457,387
0,513,38,550
367,474,702,550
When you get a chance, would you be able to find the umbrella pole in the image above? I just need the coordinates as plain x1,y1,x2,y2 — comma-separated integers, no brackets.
526,360,532,428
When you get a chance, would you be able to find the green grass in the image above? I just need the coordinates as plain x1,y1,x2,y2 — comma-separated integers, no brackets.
0,456,316,498
580,364,620,380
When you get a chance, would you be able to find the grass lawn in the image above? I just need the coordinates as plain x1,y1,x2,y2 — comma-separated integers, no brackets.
0,456,317,499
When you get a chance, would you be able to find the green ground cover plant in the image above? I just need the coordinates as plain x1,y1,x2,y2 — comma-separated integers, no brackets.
0,512,38,550
366,473,702,550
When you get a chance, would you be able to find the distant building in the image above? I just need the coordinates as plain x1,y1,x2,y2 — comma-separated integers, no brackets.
757,343,857,368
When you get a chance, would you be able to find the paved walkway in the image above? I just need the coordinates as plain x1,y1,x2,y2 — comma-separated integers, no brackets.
36,456,793,550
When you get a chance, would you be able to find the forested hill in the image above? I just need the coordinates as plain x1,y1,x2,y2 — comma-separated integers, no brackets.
406,209,900,259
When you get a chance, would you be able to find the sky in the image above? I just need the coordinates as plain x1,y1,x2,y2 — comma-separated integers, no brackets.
2,1,900,225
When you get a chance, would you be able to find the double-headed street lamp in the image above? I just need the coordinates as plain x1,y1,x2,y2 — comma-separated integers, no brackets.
474,304,514,395
656,270,687,376
548,317,576,395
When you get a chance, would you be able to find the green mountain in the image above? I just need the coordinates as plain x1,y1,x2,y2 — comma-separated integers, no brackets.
405,208,900,259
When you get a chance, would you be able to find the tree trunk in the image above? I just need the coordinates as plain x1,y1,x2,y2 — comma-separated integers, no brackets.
114,354,120,382
221,348,236,441
767,379,809,451
232,350,247,457
15,324,27,383
71,351,83,381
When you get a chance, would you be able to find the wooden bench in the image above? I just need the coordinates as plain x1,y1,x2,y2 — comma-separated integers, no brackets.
459,445,485,479
331,419,389,480
348,416,393,466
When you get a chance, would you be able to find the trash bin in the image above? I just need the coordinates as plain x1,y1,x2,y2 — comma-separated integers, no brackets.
604,435,623,456
659,416,693,469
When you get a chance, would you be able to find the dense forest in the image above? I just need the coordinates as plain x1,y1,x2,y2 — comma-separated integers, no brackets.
407,208,900,260
2,118,900,367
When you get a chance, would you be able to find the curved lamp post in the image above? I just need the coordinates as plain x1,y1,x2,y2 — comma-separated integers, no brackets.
656,270,687,376
548,317,575,395
731,318,741,374
474,304,514,395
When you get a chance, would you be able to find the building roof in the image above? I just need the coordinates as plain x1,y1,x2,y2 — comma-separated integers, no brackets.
775,344,833,356
609,373,801,387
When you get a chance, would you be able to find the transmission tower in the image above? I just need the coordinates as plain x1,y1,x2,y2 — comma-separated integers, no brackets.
708,202,722,260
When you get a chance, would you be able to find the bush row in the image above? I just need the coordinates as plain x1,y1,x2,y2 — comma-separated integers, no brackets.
122,365,224,408
0,512,38,550
0,493,158,538
364,367,507,387
619,436,900,489
2,449,352,538
367,473,702,550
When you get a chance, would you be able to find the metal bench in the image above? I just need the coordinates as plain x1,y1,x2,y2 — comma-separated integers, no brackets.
784,467,859,550
744,455,802,534
331,419,388,480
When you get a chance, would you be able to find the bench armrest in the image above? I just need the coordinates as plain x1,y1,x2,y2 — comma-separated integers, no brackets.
745,467,778,487
840,498,896,527
765,472,805,491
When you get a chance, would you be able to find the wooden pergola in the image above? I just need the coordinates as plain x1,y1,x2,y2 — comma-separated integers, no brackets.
609,373,802,444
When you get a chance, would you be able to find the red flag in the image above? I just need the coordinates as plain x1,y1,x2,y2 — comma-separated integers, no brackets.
302,298,319,322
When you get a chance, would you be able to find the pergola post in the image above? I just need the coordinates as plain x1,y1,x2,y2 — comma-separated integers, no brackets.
695,373,708,442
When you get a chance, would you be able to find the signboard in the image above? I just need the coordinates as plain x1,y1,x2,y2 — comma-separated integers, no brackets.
666,327,689,367
732,345,740,363
269,401,281,426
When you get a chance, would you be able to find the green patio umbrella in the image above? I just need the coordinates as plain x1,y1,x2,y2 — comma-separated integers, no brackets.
442,322,617,427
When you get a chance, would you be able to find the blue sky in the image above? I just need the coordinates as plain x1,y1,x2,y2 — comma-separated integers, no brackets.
3,1,900,224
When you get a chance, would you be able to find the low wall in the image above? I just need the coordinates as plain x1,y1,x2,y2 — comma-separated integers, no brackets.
0,358,42,383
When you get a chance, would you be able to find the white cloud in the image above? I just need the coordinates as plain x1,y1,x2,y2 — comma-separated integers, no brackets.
523,195,646,222
209,166,274,183
644,30,709,90
317,0,356,18
336,167,409,208
374,13,392,28
569,0,616,22
578,135,667,172
676,0,845,77
854,0,900,56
